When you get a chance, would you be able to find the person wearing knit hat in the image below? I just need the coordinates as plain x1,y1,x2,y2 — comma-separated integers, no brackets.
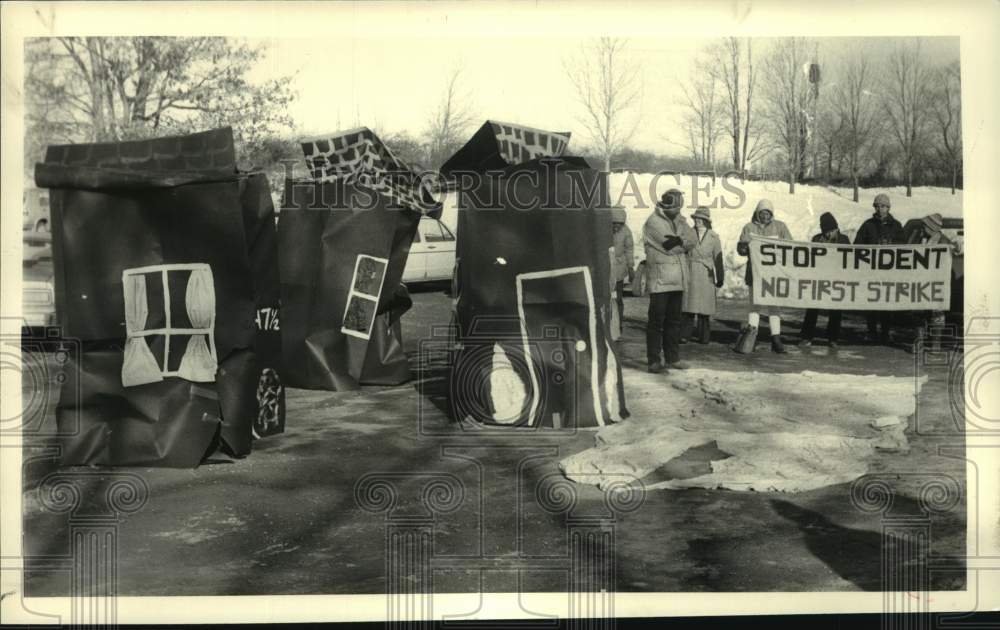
820,211,839,234
854,193,905,345
922,212,944,235
681,207,725,344
799,212,851,349
734,198,794,354
914,213,956,352
643,189,697,373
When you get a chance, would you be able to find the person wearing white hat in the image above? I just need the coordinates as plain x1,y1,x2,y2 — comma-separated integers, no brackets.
734,198,793,354
682,206,724,344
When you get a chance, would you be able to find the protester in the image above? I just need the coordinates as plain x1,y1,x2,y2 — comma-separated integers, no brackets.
682,206,724,344
799,212,851,348
854,193,905,345
611,206,635,328
911,213,958,351
735,198,793,354
644,188,696,373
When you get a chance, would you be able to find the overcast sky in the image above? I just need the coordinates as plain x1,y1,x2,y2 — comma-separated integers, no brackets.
255,35,958,155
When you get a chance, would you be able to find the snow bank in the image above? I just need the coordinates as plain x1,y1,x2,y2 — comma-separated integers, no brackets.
438,174,963,297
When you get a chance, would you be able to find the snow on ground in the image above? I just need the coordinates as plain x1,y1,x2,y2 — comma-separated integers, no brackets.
437,173,963,296
560,367,925,493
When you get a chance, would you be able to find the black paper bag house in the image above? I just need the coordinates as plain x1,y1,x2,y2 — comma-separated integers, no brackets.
440,121,628,429
35,127,285,467
278,128,442,390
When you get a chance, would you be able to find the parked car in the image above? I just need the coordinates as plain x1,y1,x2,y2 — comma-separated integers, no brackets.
403,217,456,284
23,231,56,336
23,187,50,233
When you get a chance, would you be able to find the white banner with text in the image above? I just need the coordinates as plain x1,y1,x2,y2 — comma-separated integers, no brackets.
748,235,952,310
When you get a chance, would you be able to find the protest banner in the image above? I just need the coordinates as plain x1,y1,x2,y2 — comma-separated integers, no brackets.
748,235,952,310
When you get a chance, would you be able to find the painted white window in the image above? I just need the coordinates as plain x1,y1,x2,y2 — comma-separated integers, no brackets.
121,263,217,387
341,254,389,340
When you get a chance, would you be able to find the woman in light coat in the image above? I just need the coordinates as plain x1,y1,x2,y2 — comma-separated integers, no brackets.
682,207,724,344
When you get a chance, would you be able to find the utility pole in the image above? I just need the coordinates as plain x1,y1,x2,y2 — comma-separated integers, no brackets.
809,42,821,180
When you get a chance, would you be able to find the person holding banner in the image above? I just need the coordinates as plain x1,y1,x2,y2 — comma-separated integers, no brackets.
682,206,725,344
854,193,905,345
644,189,697,373
735,198,793,354
911,213,958,352
798,212,851,348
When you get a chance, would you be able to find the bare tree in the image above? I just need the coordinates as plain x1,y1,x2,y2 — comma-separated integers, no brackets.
708,37,762,178
425,65,476,170
679,59,725,167
761,38,814,194
931,60,962,194
27,37,293,142
884,39,933,197
565,37,642,172
24,37,295,169
833,50,883,201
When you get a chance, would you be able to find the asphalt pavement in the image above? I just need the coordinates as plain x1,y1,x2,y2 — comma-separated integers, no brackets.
20,288,967,595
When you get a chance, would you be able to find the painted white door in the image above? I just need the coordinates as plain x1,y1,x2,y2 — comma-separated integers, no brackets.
515,267,602,428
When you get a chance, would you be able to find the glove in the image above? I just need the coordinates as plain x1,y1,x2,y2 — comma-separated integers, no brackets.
627,267,635,283
662,235,682,250
737,241,749,256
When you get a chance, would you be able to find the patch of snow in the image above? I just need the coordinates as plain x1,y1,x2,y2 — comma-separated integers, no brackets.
560,367,926,493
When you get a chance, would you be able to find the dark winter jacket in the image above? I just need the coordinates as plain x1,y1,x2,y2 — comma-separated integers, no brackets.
811,231,851,245
854,213,904,245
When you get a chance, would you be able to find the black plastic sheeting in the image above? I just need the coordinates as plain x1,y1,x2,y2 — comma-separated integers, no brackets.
36,127,284,467
276,128,441,390
442,121,628,429
277,179,420,389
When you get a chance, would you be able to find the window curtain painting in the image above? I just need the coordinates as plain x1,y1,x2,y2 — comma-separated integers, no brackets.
121,272,162,387
37,127,283,466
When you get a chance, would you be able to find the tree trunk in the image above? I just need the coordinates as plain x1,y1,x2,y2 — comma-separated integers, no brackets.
789,166,796,194
951,166,957,194
906,168,913,197
852,174,859,202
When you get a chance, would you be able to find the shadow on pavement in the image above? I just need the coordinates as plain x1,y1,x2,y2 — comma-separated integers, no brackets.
770,498,966,592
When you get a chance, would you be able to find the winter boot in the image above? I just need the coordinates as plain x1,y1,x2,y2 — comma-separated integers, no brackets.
697,316,711,344
927,330,942,352
679,314,695,344
771,335,787,354
733,325,758,354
